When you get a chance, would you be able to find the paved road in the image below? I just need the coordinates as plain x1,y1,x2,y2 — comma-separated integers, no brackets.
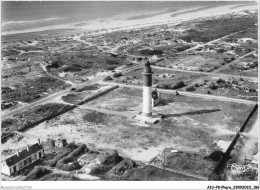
152,66,258,81
100,81,257,105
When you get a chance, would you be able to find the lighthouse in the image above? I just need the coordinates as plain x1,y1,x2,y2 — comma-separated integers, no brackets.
142,62,153,117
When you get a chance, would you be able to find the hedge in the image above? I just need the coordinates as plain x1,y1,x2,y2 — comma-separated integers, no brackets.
25,166,51,181
56,144,87,171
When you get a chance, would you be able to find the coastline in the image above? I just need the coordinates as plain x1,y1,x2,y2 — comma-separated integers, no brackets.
1,3,258,36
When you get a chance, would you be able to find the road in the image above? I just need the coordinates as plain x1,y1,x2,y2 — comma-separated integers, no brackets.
179,29,248,54
152,66,258,81
100,81,257,105
1,76,102,120
39,62,76,85
212,50,258,73
1,63,142,120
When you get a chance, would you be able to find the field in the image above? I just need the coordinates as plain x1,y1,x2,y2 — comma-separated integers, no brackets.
183,75,258,101
179,13,257,43
1,103,72,132
109,67,203,90
155,53,228,72
217,53,258,77
12,87,256,165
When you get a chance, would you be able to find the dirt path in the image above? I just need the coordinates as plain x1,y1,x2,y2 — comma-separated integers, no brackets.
39,63,76,85
179,29,249,54
213,50,258,73
148,164,208,181
1,77,101,120
99,81,256,105
152,66,258,81
1,63,142,120
78,105,135,118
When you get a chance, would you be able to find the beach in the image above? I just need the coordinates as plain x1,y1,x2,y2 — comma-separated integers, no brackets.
1,2,258,36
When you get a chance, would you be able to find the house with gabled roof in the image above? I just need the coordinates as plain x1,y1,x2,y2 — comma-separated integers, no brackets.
1,139,44,176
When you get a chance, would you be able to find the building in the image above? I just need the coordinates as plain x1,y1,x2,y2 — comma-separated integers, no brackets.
152,89,161,107
1,139,44,176
55,139,67,148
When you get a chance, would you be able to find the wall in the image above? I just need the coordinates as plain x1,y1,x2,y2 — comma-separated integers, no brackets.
1,162,11,176
8,149,44,175
17,85,119,132
209,103,258,179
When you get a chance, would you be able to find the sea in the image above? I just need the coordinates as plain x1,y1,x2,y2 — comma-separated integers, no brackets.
1,1,257,33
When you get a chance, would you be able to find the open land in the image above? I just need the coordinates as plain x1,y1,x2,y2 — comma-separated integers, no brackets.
1,6,258,181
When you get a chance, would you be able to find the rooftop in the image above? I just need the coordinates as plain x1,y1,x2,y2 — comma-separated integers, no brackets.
3,143,43,167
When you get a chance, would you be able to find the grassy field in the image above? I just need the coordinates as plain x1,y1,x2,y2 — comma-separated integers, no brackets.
1,103,72,132
21,87,257,164
217,55,258,78
180,14,257,43
155,53,227,72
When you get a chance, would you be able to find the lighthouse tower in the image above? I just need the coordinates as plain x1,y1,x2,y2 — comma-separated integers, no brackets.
142,62,153,117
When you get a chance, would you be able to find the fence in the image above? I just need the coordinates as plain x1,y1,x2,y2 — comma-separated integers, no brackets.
209,103,258,180
17,85,119,132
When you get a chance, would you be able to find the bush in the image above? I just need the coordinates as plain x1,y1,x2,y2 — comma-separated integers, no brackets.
49,60,62,68
216,79,226,84
56,161,81,171
1,118,17,128
25,166,51,181
194,83,199,87
75,84,99,92
90,151,124,176
103,76,113,81
209,83,218,90
105,66,117,71
40,173,81,181
63,66,82,72
101,151,123,165
44,143,78,167
56,144,87,171
186,86,196,91
207,90,211,94
139,49,163,56
137,57,143,61
158,80,185,90
113,73,123,78
90,165,112,175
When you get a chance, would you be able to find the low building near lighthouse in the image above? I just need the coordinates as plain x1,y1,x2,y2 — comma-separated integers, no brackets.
152,89,161,107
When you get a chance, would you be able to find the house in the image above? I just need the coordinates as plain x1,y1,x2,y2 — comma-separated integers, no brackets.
1,139,44,176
